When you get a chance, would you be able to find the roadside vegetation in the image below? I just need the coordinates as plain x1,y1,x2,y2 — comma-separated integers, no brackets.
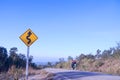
0,47,38,80
1,42,120,79
55,42,120,75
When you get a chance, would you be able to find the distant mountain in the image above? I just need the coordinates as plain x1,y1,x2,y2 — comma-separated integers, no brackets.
35,61,57,66
32,57,58,65
35,62,48,65
32,56,67,65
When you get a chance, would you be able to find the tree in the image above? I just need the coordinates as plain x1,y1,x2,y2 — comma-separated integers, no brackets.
78,54,86,61
29,55,33,63
101,50,112,59
9,47,18,53
29,55,33,67
9,47,18,67
59,58,65,63
0,47,8,72
47,62,52,67
112,44,120,59
67,56,73,61
17,53,26,68
58,58,65,68
95,49,101,59
0,46,37,72
86,54,95,59
9,47,27,68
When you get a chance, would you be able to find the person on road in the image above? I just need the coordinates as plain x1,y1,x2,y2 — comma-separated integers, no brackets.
71,60,77,70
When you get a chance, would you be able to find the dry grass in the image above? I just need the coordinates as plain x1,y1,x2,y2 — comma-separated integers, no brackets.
98,59,120,75
22,69,55,80
0,66,55,80
0,66,25,80
81,58,120,75
39,70,55,80
7,66,25,80
56,58,120,75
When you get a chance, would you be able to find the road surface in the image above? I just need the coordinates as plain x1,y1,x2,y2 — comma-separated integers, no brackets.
22,68,120,80
44,68,120,80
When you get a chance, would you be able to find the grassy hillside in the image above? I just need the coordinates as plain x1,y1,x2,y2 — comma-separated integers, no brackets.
55,43,120,75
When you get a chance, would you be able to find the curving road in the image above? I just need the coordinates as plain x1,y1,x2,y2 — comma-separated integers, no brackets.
44,68,120,80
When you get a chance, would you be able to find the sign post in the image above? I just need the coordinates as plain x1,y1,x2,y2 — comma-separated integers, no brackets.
19,29,38,80
26,46,29,80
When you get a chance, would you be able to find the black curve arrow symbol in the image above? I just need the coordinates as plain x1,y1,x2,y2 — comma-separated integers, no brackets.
26,31,32,44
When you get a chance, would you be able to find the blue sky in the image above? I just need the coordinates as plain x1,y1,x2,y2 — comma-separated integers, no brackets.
0,0,120,62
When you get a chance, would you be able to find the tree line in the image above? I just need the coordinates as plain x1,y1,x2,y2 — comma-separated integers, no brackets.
55,42,120,71
75,42,120,61
0,47,36,73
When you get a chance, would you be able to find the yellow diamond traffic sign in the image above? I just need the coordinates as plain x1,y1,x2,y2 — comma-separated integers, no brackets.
20,29,38,47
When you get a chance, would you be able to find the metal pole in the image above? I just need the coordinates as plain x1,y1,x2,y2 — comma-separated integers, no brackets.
26,46,30,80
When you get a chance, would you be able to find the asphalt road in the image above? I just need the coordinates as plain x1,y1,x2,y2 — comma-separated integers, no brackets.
44,68,120,80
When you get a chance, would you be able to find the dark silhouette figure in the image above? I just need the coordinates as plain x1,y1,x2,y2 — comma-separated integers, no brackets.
71,60,76,70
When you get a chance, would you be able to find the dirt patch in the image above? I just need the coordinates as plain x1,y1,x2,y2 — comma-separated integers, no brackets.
40,70,56,80
20,69,56,80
